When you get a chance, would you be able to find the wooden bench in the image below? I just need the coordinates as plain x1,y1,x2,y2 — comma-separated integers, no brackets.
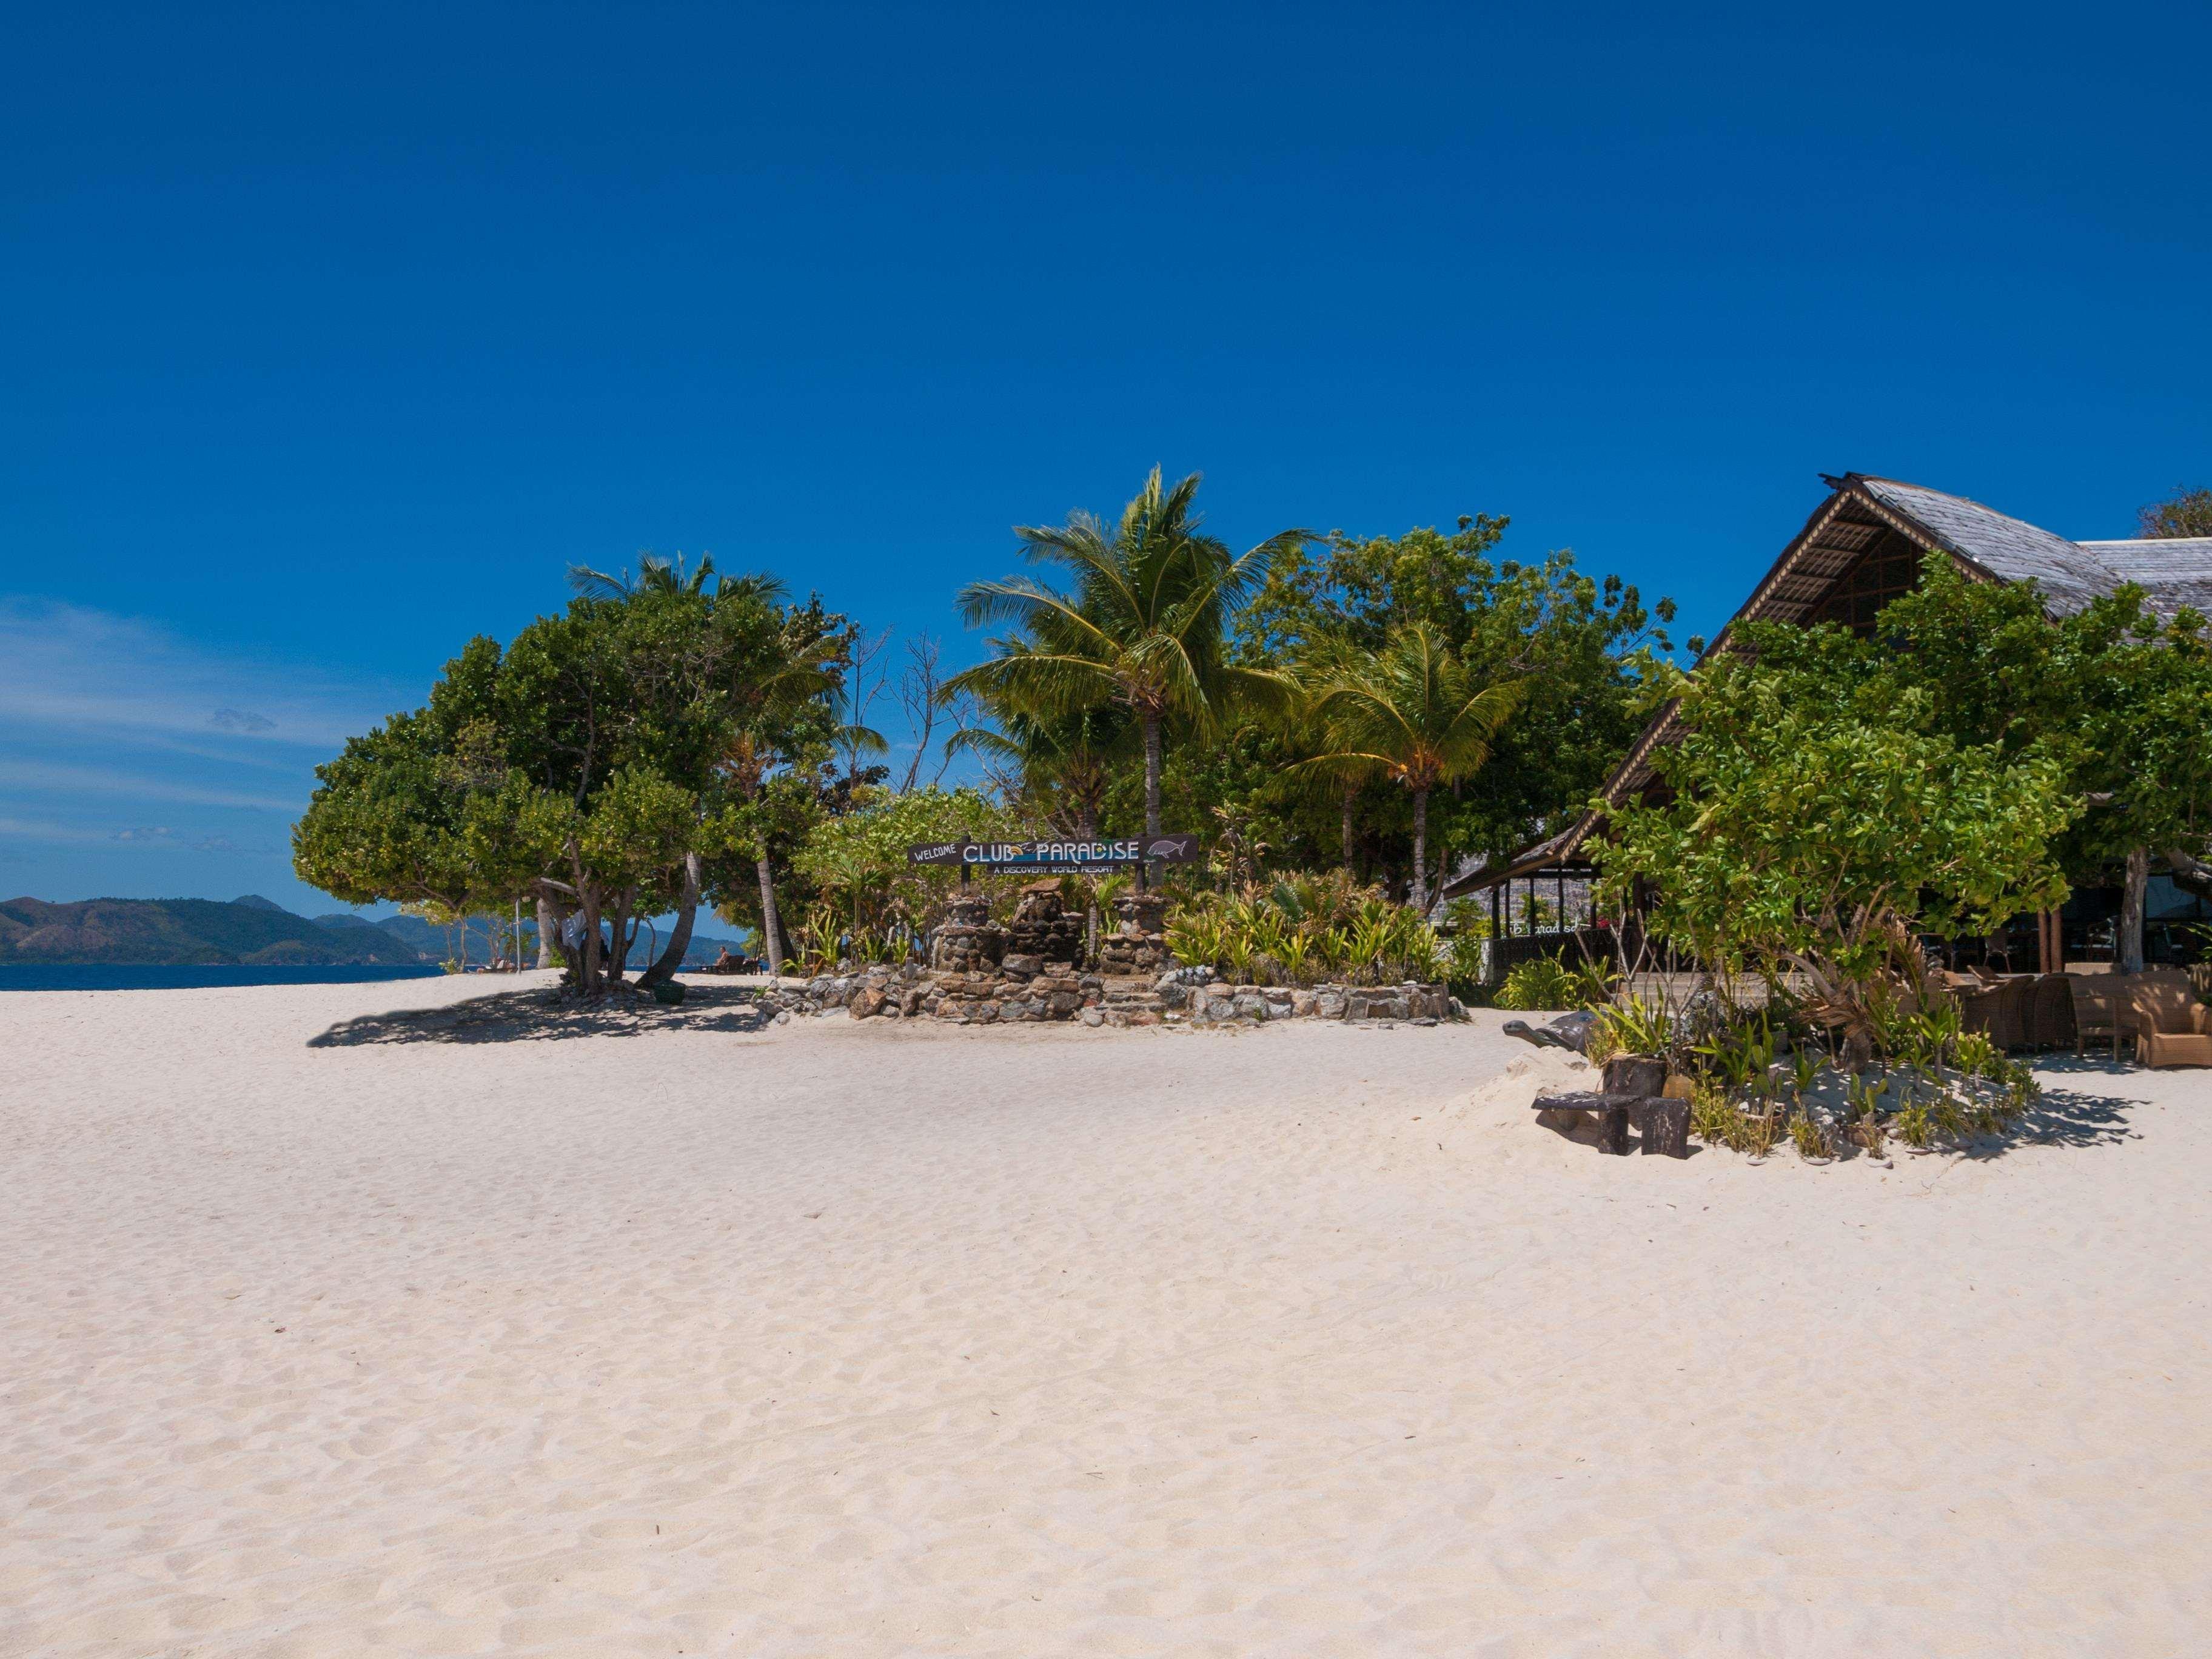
1532,1091,1690,1158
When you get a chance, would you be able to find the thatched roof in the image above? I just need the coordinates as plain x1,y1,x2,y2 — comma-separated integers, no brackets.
2076,537,2212,620
1438,473,2209,902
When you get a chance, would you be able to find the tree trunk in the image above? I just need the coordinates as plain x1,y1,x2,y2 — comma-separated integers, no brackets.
578,890,604,996
2119,846,2150,975
639,852,702,988
756,851,786,974
1141,714,1163,839
1410,788,1430,914
535,896,558,969
1341,785,1356,874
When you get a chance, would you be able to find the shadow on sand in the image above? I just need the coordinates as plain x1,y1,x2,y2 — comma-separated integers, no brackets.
1959,1056,2153,1157
308,982,771,1047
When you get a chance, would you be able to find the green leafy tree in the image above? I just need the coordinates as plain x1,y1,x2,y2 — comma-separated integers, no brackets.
1592,623,2082,1062
699,578,880,973
943,466,1305,838
1241,517,1678,871
2139,486,2212,539
298,567,870,995
789,786,1015,939
1291,625,1526,911
1859,557,2212,971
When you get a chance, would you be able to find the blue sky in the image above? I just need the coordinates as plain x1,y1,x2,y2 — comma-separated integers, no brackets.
4,2,2207,914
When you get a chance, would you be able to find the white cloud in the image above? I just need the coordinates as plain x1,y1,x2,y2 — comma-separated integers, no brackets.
0,815,112,845
0,600,401,752
0,760,301,814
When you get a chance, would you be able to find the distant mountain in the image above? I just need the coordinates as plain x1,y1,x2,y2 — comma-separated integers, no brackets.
0,897,430,966
1,894,756,968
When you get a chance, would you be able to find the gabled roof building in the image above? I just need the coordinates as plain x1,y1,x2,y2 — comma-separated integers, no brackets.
1442,474,2212,965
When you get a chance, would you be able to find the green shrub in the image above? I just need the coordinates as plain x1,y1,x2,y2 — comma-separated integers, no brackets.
1591,992,1672,1057
1497,956,1611,1011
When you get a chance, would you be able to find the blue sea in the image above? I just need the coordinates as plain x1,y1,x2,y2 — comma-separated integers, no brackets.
0,964,451,993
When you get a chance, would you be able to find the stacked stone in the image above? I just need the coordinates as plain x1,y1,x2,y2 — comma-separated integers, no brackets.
755,962,1461,1030
1178,979,1456,1025
919,959,1101,1024
1095,892,1168,976
1006,881,1085,966
930,894,1005,974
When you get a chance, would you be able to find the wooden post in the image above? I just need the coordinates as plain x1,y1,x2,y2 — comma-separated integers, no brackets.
1594,1104,1631,1155
1604,1055,1667,1097
1639,1099,1691,1158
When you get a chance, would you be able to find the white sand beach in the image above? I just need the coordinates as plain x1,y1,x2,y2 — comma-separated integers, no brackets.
4,973,2208,1657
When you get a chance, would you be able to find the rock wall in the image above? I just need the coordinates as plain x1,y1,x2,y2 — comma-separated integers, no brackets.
757,961,1461,1030
1095,892,1168,976
930,894,1005,975
1007,881,1086,966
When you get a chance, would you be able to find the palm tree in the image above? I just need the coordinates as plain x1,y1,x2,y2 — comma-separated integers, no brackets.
567,551,717,600
709,579,883,974
943,468,1304,838
945,703,1134,840
1293,625,1526,913
1287,635,1381,876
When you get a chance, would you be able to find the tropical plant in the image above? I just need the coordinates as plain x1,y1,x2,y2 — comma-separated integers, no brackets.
945,703,1133,840
943,467,1306,837
1292,625,1526,911
1496,956,1610,1011
1593,994,1675,1060
1787,1108,1834,1161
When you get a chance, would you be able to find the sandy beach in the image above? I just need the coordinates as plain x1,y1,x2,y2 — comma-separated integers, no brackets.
4,973,2208,1657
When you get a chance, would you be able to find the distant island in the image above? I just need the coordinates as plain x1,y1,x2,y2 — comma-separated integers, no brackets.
0,894,751,968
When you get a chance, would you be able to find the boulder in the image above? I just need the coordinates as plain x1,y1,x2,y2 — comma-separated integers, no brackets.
1001,953,1042,978
1081,1007,1107,1027
1315,988,1347,1019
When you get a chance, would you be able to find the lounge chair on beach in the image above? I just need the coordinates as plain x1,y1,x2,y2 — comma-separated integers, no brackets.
2127,977,2212,1068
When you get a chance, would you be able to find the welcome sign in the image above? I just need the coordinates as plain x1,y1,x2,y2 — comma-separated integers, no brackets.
907,835,1204,871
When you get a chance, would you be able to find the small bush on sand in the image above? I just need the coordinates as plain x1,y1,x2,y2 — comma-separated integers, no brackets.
1497,956,1612,1011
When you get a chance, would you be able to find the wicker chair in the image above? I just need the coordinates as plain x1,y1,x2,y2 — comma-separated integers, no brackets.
2127,977,2212,1068
2067,976,2122,1060
1957,976,2031,1051
2026,973,2076,1050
